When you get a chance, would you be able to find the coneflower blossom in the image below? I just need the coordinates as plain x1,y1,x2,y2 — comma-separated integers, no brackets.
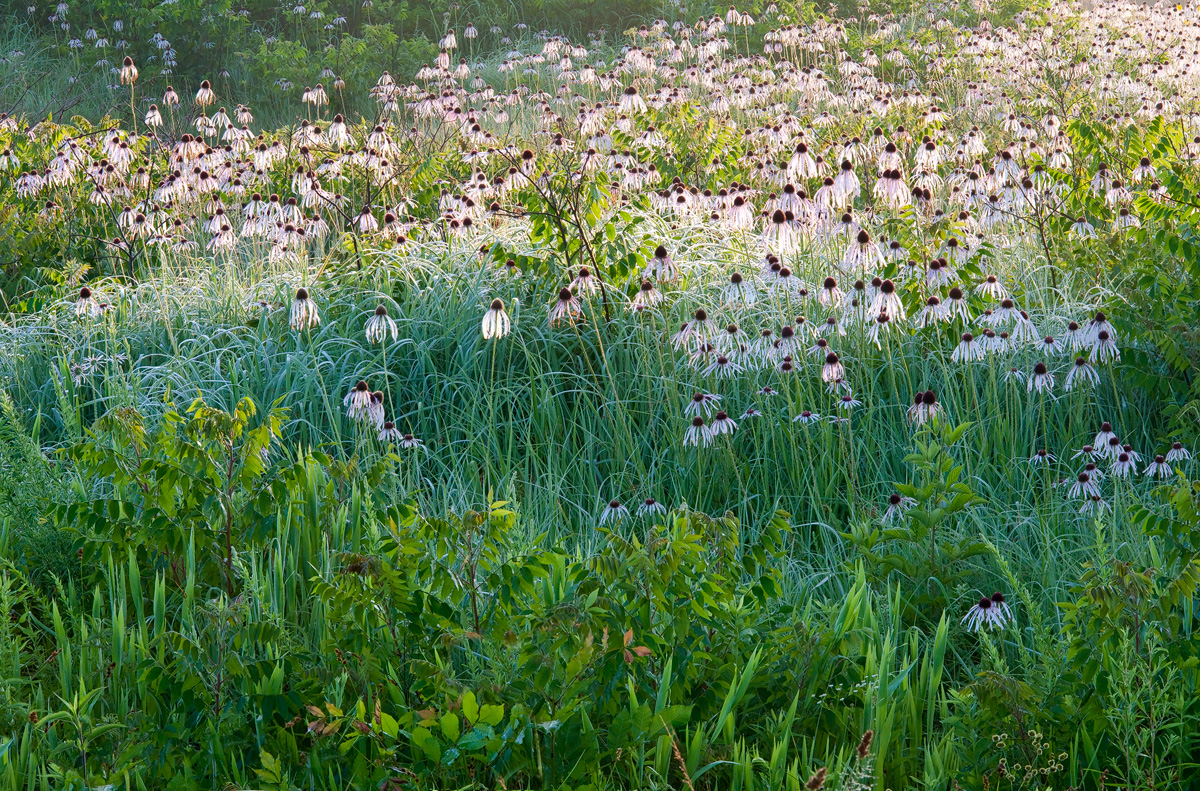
482,298,511,338
647,246,678,280
1093,423,1117,452
1144,455,1173,478
1165,442,1191,463
365,304,398,343
1110,452,1135,478
290,287,320,330
722,271,756,306
398,433,424,450
837,392,862,412
687,308,713,341
1085,311,1115,345
1028,448,1055,465
962,593,1012,631
975,274,1008,300
914,296,942,327
883,492,915,522
706,355,743,378
608,270,646,306
75,286,100,317
817,277,843,308
1064,356,1099,391
344,380,372,418
1089,329,1119,363
1027,362,1054,393
869,279,904,320
907,389,941,425
195,79,215,107
821,352,844,382
951,332,983,363
619,85,648,114
943,287,972,324
570,266,599,295
119,56,138,85
709,410,737,436
548,286,581,325
637,497,667,518
1068,471,1101,499
367,391,385,428
1064,321,1087,351
685,392,721,418
600,499,630,525
378,421,402,442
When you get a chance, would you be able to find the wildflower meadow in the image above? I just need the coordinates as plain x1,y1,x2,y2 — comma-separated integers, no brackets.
2,0,1200,788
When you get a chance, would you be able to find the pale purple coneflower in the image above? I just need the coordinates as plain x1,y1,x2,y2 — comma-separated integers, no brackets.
365,304,398,343
942,287,972,325
1010,311,1040,345
709,410,738,436
1068,471,1101,499
367,391,385,428
1085,311,1115,346
398,433,424,450
637,497,667,518
1143,455,1173,478
378,420,402,442
685,392,721,418
1089,329,1119,364
821,351,844,383
1165,442,1191,463
548,286,581,325
632,279,663,310
962,593,1012,632
975,274,1007,301
869,279,904,320
482,298,512,339
1028,448,1055,466
914,296,942,328
883,492,915,523
907,389,941,425
600,499,630,525
706,355,743,378
1063,356,1099,391
344,380,372,418
290,287,320,330
1027,362,1054,393
647,245,678,280
722,272,756,306
1110,452,1134,478
570,266,599,295
75,286,101,318
817,276,843,308
1064,321,1087,352
951,332,984,363
1093,423,1117,452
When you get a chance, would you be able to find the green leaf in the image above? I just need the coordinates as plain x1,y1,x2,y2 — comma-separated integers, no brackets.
440,712,460,742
